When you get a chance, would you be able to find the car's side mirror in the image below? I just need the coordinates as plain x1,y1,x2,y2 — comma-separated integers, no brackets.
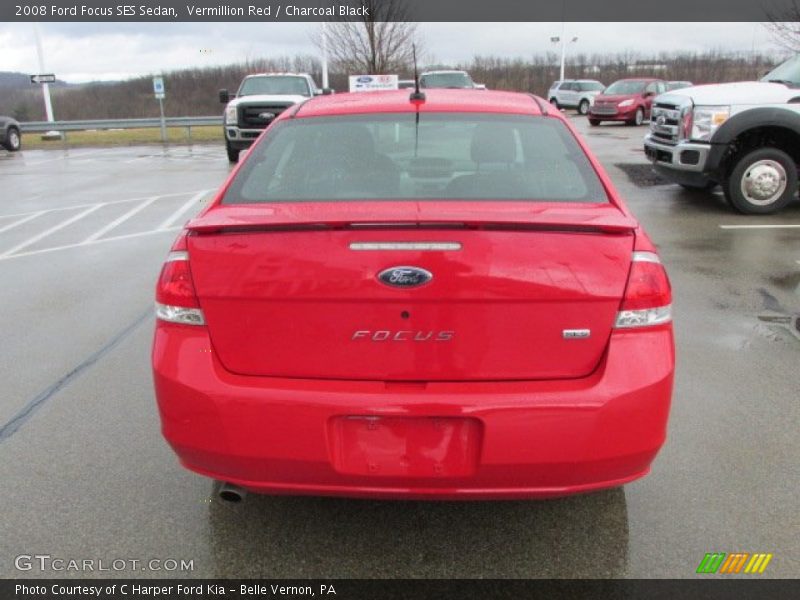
322,88,334,95
219,89,230,104
313,89,323,96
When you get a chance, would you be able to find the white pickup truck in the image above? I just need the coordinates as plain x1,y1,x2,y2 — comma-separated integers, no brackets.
644,55,800,214
220,73,320,162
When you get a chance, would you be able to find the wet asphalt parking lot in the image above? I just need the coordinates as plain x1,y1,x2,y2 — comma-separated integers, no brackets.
0,116,798,579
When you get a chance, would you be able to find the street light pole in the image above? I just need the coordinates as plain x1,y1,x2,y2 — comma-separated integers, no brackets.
321,21,329,90
33,23,55,123
559,21,566,83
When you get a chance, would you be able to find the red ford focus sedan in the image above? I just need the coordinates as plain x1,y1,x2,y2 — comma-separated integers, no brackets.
152,89,674,501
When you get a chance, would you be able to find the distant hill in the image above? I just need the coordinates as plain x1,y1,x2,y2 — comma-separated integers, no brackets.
0,57,323,121
0,71,71,90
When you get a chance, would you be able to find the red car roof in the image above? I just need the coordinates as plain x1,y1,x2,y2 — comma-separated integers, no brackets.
295,89,549,118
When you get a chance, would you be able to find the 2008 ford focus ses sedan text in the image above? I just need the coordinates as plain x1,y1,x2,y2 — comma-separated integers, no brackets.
152,89,674,500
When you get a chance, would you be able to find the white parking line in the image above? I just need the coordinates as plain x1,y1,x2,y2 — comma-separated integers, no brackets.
0,189,209,220
81,196,159,243
156,190,208,230
0,211,45,234
719,224,800,230
0,204,103,257
0,227,182,261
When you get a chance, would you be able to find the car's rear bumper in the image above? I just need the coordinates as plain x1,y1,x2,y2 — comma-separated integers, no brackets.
152,324,674,500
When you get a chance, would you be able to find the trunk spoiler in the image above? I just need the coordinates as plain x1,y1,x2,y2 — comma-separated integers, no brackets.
186,202,638,234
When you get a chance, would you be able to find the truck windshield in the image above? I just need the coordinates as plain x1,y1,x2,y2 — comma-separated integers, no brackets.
420,73,474,89
238,76,311,97
761,55,800,88
604,80,647,95
223,113,608,204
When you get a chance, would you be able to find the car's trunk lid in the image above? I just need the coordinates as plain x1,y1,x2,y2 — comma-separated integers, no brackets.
187,202,635,381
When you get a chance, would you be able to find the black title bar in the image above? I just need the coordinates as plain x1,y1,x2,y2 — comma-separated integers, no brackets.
4,579,800,600
2,0,795,22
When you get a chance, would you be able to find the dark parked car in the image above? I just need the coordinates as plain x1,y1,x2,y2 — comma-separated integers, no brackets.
0,116,22,152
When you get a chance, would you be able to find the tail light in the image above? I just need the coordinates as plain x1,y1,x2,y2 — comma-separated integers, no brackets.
155,233,205,326
614,251,672,329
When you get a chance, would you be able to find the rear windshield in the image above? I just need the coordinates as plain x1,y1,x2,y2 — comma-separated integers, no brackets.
238,76,311,97
604,80,647,95
223,113,608,204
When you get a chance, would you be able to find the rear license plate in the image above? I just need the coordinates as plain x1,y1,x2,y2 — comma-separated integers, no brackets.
329,416,482,478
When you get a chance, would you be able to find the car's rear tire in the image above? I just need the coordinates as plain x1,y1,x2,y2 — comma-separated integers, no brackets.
549,98,559,108
589,119,600,126
3,127,21,152
723,147,797,215
225,141,240,163
578,100,590,115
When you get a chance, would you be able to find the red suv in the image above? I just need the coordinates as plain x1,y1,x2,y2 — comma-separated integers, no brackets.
589,78,667,126
152,89,674,501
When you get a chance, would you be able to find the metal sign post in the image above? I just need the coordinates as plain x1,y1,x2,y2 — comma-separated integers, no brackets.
153,76,166,143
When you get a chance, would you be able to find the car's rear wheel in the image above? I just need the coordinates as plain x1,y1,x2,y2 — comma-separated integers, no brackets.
589,119,600,126
723,147,797,214
225,141,240,163
3,127,21,152
578,99,590,115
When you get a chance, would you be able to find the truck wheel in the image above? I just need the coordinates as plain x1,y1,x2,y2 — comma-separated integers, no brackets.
3,127,21,151
723,148,797,214
225,142,240,163
549,98,559,108
578,100,590,115
589,119,600,127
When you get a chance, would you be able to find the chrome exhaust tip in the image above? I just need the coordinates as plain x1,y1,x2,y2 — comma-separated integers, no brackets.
218,482,246,503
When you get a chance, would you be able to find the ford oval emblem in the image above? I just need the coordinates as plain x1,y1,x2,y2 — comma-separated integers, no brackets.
357,76,373,84
378,266,433,288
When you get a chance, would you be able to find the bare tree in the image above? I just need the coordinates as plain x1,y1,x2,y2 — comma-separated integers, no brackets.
312,0,421,75
764,0,800,52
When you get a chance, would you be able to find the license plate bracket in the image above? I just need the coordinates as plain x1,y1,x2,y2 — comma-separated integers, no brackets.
329,416,482,478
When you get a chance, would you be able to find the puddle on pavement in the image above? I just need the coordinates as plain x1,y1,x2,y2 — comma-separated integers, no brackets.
614,163,672,187
767,272,800,296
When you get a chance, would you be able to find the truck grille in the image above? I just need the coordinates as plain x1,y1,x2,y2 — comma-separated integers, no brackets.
650,102,682,145
238,103,294,129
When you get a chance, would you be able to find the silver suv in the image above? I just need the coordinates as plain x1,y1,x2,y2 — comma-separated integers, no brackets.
548,80,606,115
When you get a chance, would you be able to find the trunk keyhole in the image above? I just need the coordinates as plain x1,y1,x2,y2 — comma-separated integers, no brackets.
401,311,410,319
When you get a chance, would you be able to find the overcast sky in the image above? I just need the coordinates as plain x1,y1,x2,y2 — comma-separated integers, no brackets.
0,22,778,83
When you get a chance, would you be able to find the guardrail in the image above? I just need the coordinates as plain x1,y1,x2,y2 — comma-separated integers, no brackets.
20,116,223,143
